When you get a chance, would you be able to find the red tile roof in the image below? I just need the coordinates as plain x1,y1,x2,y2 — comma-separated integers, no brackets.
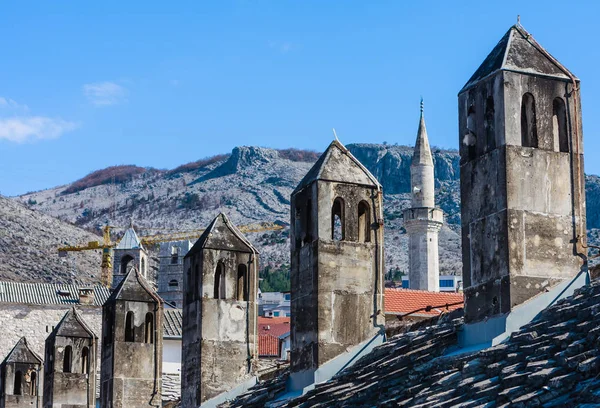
258,316,290,338
258,334,280,357
384,288,464,317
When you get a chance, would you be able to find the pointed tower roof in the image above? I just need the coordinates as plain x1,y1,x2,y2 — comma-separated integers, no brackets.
186,213,257,258
115,227,144,250
2,337,42,365
412,100,433,167
293,139,381,194
52,308,97,339
461,24,577,93
108,267,161,304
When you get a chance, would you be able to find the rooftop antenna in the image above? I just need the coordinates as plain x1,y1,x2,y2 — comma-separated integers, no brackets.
332,128,340,142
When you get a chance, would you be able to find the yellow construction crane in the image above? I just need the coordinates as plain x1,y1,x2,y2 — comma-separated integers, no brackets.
58,222,285,287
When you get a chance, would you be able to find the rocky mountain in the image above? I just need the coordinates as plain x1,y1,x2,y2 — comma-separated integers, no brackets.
15,144,461,279
15,143,600,282
0,195,101,284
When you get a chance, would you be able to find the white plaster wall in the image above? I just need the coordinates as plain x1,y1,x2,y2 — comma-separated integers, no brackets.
163,339,182,374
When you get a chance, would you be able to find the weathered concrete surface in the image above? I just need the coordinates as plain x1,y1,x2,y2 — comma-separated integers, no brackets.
43,309,97,408
100,270,163,408
0,337,42,408
182,213,258,406
459,25,587,324
290,140,385,386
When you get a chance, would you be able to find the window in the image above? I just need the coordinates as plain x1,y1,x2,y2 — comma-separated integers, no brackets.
171,246,179,264
168,279,179,288
30,372,36,396
484,96,495,151
141,258,146,277
125,311,135,342
237,264,248,301
521,93,538,148
466,105,477,160
284,293,291,301
120,255,134,275
401,280,409,289
274,311,280,317
439,279,455,288
81,347,89,374
145,313,154,344
553,97,569,153
331,198,345,241
303,199,313,246
358,201,371,243
214,262,226,299
14,371,22,395
63,345,72,373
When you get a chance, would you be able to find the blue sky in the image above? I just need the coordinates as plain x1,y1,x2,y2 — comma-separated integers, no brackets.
1,1,599,196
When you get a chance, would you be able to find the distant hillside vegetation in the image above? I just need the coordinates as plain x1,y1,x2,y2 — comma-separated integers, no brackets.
63,165,162,195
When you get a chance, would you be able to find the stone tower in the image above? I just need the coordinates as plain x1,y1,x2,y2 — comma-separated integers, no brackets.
0,337,42,408
459,24,586,323
403,101,444,291
157,240,193,308
181,213,258,406
112,227,149,289
43,308,97,408
290,139,385,389
100,268,163,408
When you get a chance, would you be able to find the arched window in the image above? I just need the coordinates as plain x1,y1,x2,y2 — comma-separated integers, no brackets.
484,96,495,151
81,347,89,374
145,313,154,344
553,97,569,153
29,371,36,396
237,264,248,301
125,311,135,342
120,255,134,275
331,198,345,241
358,201,371,243
14,371,22,395
214,262,226,299
63,345,72,373
521,93,538,148
168,279,179,287
141,258,146,277
466,105,477,160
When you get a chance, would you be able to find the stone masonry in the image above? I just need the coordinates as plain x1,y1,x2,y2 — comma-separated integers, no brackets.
403,101,444,291
459,24,587,323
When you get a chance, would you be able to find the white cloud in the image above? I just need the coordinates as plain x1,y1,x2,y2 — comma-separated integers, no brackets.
0,97,29,112
0,116,78,143
83,81,127,106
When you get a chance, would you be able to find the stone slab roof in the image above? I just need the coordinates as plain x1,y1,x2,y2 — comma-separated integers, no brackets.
221,278,600,407
461,24,577,93
163,308,183,337
0,281,110,306
384,288,464,317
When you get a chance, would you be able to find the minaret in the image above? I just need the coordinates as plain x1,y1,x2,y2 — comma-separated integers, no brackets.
403,100,444,291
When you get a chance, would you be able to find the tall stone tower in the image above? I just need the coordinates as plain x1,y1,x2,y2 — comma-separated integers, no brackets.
157,240,193,308
181,213,258,406
0,337,42,408
100,268,163,408
112,227,150,289
290,139,385,390
403,101,444,291
43,308,97,408
459,24,586,323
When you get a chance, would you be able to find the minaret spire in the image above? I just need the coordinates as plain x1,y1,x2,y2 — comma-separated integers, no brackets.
404,100,444,292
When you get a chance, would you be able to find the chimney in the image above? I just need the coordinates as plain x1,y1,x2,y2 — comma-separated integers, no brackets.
78,288,95,305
